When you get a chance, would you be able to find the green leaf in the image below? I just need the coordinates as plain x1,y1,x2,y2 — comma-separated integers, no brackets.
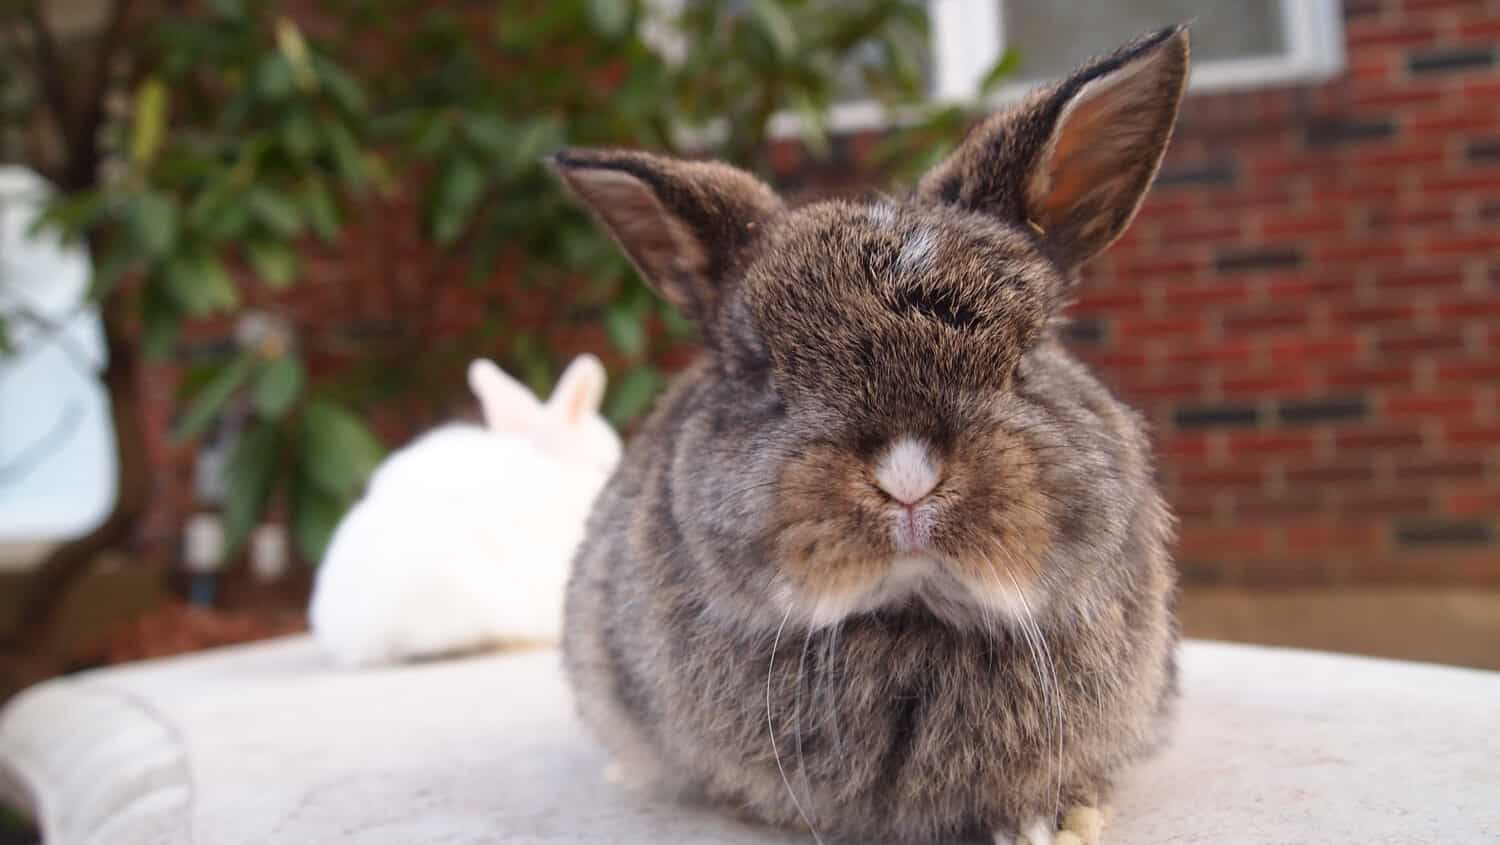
162,249,239,316
142,285,180,359
314,56,368,114
246,240,299,289
280,112,319,160
324,119,368,189
275,18,318,92
127,192,178,258
979,48,1020,97
246,188,304,238
207,0,244,19
431,156,486,246
605,305,646,359
301,398,385,498
748,0,797,58
586,0,630,38
299,180,340,241
463,113,510,157
223,421,280,555
173,353,256,441
129,77,169,167
292,475,344,564
254,55,295,101
605,365,663,426
254,356,305,419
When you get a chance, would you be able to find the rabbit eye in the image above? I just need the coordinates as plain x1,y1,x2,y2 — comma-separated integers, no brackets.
894,286,982,331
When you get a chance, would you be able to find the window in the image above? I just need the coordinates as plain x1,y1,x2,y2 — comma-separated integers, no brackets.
800,0,1345,135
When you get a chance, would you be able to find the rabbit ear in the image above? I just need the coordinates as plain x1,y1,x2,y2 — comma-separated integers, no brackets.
548,148,782,333
547,354,608,426
917,26,1189,270
468,358,543,432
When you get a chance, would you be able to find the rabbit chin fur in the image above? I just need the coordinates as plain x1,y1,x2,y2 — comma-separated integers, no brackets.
310,425,610,667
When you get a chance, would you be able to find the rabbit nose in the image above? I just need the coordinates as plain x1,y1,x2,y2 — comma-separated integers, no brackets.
874,437,941,505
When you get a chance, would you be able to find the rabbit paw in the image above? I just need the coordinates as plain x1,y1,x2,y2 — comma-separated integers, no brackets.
995,804,1108,845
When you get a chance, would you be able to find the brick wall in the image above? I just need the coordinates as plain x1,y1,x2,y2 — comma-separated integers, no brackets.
1062,0,1499,585
139,0,1498,585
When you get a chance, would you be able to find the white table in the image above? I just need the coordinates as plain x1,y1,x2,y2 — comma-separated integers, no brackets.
1,636,1495,844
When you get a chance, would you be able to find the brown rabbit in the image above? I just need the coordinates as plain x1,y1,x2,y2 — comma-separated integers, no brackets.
555,26,1189,845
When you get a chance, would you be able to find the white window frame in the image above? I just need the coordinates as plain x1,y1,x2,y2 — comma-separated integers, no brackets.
769,0,1346,137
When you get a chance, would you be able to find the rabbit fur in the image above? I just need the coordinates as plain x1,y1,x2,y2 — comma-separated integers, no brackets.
310,355,621,667
555,27,1189,844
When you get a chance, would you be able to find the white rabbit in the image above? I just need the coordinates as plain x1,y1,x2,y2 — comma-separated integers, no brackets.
309,355,621,667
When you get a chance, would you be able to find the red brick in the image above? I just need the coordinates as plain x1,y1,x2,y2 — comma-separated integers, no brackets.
1409,109,1499,135
1458,19,1500,39
1423,232,1500,257
1220,370,1317,396
1445,424,1500,449
1331,303,1420,324
1325,364,1415,390
1450,486,1500,516
1177,525,1272,557
1269,336,1363,366
1115,256,1202,280
1345,20,1438,48
1069,290,1147,315
1315,240,1409,265
1394,459,1489,482
1285,463,1379,484
1178,466,1269,490
1116,316,1206,342
1266,275,1359,300
1375,330,1468,356
1231,493,1328,520
1335,426,1427,451
1168,283,1257,310
1132,196,1199,221
1436,360,1500,382
1423,171,1500,196
1261,211,1349,239
1373,266,1466,292
1384,393,1480,420
1225,431,1319,457
1284,520,1385,554
1366,203,1458,230
1224,306,1310,333
1355,145,1449,169
1436,298,1500,319
1159,434,1213,461
1162,341,1257,367
1338,492,1433,516
1156,219,1243,243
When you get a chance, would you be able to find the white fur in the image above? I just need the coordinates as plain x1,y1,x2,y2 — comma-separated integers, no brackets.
309,355,621,667
898,227,936,274
874,436,940,504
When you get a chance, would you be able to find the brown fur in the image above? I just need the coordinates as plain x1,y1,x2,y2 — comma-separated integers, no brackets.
558,26,1189,844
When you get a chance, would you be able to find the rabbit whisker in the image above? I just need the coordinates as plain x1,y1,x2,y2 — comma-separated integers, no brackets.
768,605,824,844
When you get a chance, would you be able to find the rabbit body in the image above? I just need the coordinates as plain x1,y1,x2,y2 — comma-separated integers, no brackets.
310,356,618,667
557,28,1190,844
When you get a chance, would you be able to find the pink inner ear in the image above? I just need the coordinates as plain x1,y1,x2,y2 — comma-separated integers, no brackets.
1034,65,1147,234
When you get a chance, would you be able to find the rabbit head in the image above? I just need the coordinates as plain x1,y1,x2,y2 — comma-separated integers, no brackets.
468,354,620,476
552,27,1187,631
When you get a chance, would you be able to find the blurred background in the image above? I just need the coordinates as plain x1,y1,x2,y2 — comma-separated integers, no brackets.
0,0,1496,707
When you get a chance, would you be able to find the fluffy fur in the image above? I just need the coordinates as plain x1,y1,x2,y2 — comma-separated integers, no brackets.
558,27,1188,843
310,356,621,667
